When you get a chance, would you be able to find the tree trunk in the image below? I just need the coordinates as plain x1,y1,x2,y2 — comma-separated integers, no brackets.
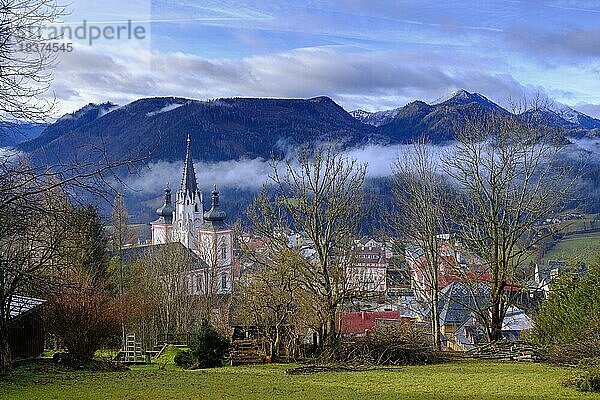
323,304,337,349
489,296,503,342
273,326,281,361
0,322,11,374
431,291,441,351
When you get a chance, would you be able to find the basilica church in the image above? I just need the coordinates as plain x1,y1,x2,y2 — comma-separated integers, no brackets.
150,134,234,294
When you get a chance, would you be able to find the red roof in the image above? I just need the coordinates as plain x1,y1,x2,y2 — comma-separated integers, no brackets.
337,311,403,335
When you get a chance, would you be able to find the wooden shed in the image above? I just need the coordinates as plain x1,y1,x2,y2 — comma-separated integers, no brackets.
9,295,46,360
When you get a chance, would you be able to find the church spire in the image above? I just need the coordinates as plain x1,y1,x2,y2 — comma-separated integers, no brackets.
180,133,199,197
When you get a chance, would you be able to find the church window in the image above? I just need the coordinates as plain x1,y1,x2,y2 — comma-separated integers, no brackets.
221,273,228,291
194,274,203,294
219,242,227,260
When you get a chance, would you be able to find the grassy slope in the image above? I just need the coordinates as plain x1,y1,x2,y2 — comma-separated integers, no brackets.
543,231,600,265
550,217,599,234
1,361,598,400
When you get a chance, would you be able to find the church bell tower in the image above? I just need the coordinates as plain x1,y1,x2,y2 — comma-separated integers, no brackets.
174,134,204,249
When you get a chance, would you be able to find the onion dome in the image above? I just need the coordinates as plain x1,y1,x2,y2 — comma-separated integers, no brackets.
156,184,174,223
203,185,226,228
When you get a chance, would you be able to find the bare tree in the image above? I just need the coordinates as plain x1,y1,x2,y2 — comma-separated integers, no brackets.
194,232,233,332
0,0,147,372
0,0,145,208
0,0,129,211
111,193,132,254
132,244,199,345
110,193,132,350
392,139,452,350
247,144,367,348
0,0,145,206
45,278,122,365
444,106,576,341
0,159,72,372
0,156,144,371
235,247,301,360
0,0,66,125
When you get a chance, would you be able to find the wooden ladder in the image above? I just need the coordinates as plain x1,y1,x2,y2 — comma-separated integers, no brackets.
125,333,144,362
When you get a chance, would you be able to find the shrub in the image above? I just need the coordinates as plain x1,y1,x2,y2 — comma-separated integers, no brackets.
174,350,194,369
563,368,600,393
532,261,600,364
578,357,600,369
546,330,600,365
45,278,122,366
189,320,230,368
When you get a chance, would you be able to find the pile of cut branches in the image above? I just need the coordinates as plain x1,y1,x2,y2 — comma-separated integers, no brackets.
323,323,437,366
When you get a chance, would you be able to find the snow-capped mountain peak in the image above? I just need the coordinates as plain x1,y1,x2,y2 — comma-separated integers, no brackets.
349,109,373,120
554,102,600,130
57,102,119,122
432,89,472,105
350,107,403,126
555,103,584,124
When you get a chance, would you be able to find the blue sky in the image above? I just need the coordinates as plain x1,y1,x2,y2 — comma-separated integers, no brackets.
51,0,600,116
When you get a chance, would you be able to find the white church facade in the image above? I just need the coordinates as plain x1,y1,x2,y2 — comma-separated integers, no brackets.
150,134,234,294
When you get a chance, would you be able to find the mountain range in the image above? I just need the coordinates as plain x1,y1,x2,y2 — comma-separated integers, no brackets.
11,89,600,167
4,89,600,222
17,96,384,166
0,122,47,147
351,90,600,138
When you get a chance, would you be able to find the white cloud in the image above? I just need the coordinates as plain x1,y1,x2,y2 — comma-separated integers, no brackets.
125,142,462,196
565,137,600,162
343,142,457,177
31,0,600,119
126,158,274,195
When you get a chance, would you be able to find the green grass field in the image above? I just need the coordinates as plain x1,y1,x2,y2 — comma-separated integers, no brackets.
543,231,600,265
549,216,599,235
1,360,597,400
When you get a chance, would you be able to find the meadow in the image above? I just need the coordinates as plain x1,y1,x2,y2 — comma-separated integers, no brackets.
1,360,598,400
543,231,600,265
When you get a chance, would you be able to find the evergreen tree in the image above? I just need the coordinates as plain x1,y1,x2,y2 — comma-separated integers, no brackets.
189,319,230,368
532,259,600,363
69,205,110,285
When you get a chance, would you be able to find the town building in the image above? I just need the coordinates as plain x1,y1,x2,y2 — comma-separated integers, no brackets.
533,259,588,297
346,238,392,293
438,281,533,351
337,311,407,337
405,242,463,296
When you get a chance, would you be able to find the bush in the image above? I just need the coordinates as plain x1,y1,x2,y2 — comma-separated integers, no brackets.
532,261,600,364
578,357,600,369
189,320,230,368
45,279,122,366
563,368,600,393
174,350,194,369
546,331,600,365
